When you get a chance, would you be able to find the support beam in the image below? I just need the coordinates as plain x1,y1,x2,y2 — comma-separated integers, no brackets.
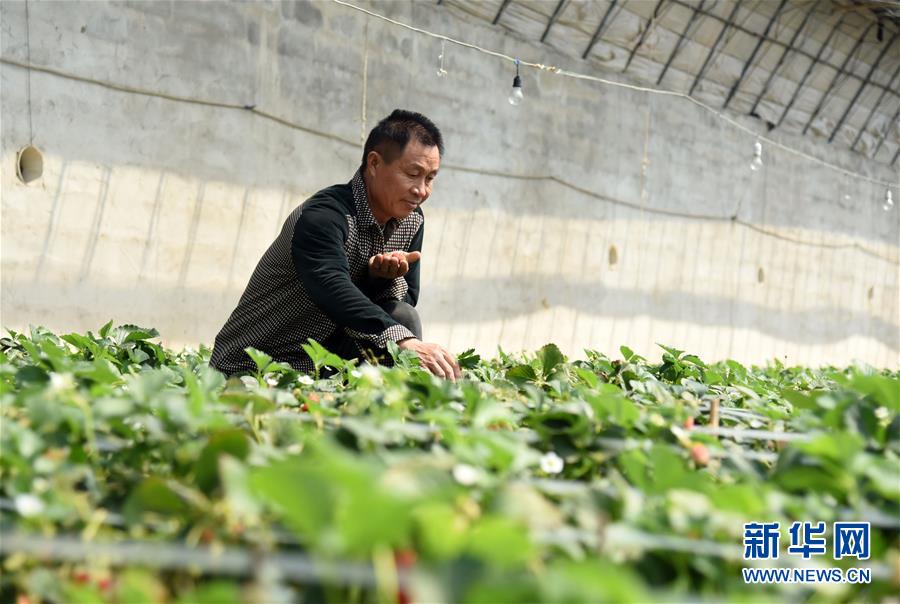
851,62,900,151
802,22,874,136
541,0,570,43
871,103,900,159
689,0,742,98
829,33,898,143
775,13,847,130
723,0,789,109
492,0,512,25
748,2,818,117
658,0,706,86
670,0,898,99
622,0,667,74
892,144,899,166
583,0,621,59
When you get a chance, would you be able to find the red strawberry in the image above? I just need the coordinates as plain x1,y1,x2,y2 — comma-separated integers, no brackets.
394,548,416,569
394,549,416,604
683,417,695,429
690,443,710,466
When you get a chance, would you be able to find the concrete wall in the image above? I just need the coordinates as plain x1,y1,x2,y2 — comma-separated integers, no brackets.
2,0,898,367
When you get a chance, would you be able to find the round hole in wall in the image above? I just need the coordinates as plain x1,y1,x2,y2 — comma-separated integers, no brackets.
16,145,43,184
867,286,874,300
757,267,765,283
608,245,618,267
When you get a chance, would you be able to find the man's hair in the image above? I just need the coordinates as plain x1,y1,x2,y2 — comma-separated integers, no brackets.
361,109,444,171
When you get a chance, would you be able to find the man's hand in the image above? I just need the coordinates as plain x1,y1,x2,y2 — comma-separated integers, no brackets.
398,338,461,382
369,251,421,280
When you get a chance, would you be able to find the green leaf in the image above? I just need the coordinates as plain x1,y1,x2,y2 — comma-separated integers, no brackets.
619,346,637,362
194,429,251,493
466,517,534,568
124,478,190,521
657,344,684,359
220,455,262,520
543,560,649,603
413,502,468,559
538,343,565,377
851,374,899,413
62,583,105,604
249,455,337,546
98,319,114,338
797,432,864,462
506,364,538,384
176,582,242,604
302,339,346,371
74,358,121,385
15,365,49,387
244,347,273,374
574,367,599,389
457,348,481,370
585,392,639,427
122,326,161,343
116,569,167,604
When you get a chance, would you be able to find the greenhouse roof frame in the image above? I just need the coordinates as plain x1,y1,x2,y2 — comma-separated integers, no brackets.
441,0,900,166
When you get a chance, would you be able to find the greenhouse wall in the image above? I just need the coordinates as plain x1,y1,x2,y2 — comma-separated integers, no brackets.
2,0,898,366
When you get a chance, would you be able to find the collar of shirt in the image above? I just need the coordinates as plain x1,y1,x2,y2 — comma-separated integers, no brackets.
350,169,403,240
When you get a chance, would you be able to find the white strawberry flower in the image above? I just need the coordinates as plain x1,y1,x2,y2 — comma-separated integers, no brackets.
15,494,45,517
452,463,480,486
539,451,564,474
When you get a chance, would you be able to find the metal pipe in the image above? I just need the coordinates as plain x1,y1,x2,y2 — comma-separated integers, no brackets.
723,0,789,109
829,33,898,143
802,21,875,136
775,13,848,130
748,2,820,117
689,0,743,97
657,0,706,86
851,62,900,150
583,0,621,59
623,0,667,74
541,0,570,42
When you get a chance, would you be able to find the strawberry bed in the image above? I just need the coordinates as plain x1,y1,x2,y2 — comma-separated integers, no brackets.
1,323,897,603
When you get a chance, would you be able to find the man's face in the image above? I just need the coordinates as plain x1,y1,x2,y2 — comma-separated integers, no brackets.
365,139,440,224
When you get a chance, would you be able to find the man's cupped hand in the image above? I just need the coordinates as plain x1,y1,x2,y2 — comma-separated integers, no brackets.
369,251,421,280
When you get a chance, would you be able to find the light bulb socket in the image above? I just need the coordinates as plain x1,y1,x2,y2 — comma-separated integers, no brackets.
512,75,522,88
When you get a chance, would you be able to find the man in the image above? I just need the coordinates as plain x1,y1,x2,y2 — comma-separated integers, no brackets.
210,109,461,380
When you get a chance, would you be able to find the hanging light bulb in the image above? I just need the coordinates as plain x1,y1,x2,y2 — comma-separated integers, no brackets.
508,59,524,106
436,40,447,77
884,190,894,211
750,139,763,171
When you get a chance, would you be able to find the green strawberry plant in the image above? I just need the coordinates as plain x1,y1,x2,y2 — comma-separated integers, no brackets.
0,325,897,603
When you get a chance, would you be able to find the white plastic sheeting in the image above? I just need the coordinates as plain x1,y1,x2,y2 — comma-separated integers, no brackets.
445,0,900,164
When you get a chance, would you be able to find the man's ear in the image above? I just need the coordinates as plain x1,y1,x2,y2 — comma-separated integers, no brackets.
366,151,381,177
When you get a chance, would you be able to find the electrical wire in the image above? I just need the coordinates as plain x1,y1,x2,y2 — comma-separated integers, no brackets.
24,0,33,144
1,48,896,265
331,0,898,190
